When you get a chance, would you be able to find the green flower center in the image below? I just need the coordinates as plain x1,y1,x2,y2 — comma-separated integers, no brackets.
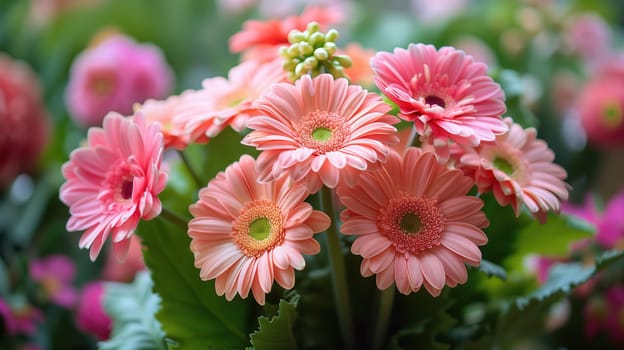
233,200,285,257
400,213,423,234
602,100,622,128
493,157,514,175
312,127,332,142
248,217,271,241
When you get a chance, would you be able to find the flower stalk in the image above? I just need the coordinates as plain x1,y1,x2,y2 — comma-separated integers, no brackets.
372,287,395,350
159,207,188,230
321,186,356,350
177,150,203,188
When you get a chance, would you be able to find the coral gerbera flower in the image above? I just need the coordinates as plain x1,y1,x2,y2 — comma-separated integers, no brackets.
188,155,330,305
229,6,343,62
336,147,489,297
60,112,167,261
457,118,569,223
371,43,507,159
138,93,195,150
243,74,399,193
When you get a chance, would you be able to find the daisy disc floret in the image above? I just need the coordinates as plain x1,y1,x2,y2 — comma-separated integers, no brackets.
60,112,167,261
242,73,399,193
371,43,507,158
336,147,489,297
457,117,569,223
188,155,330,305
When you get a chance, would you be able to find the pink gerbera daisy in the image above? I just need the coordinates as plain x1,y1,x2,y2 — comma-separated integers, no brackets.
60,112,167,261
242,74,399,193
336,147,489,297
457,118,569,223
180,59,287,138
188,155,330,305
371,43,507,159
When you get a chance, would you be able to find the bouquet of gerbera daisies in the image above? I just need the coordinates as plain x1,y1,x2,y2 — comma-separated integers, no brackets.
55,5,620,350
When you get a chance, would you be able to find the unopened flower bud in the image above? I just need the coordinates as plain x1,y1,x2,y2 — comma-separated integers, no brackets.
325,29,339,43
314,48,329,61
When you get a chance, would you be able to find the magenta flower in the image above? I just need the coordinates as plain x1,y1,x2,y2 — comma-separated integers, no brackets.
0,297,44,336
596,190,624,249
65,34,173,127
75,282,112,341
0,53,50,187
29,255,77,308
562,190,624,249
60,112,167,261
584,285,624,345
371,43,507,160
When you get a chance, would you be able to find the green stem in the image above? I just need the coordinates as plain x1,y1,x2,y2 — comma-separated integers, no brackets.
321,186,356,350
177,150,203,188
408,125,419,148
159,207,188,230
372,287,395,350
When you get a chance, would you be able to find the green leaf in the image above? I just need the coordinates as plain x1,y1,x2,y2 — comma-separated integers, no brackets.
473,250,624,348
475,259,507,280
138,218,253,350
249,293,300,350
505,213,594,269
516,249,624,308
100,272,166,350
390,291,457,350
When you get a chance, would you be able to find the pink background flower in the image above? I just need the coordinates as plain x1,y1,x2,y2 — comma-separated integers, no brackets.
0,298,44,336
29,255,77,308
576,61,624,149
65,34,174,127
75,282,112,341
0,53,50,187
60,112,167,260
101,235,146,282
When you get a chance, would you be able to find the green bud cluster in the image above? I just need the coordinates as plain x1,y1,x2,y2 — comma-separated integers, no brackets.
280,22,353,82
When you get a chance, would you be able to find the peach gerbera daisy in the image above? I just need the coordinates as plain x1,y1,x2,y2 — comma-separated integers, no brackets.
182,59,287,137
371,44,507,159
188,155,330,305
457,118,569,223
242,74,399,193
336,147,489,297
60,112,167,261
